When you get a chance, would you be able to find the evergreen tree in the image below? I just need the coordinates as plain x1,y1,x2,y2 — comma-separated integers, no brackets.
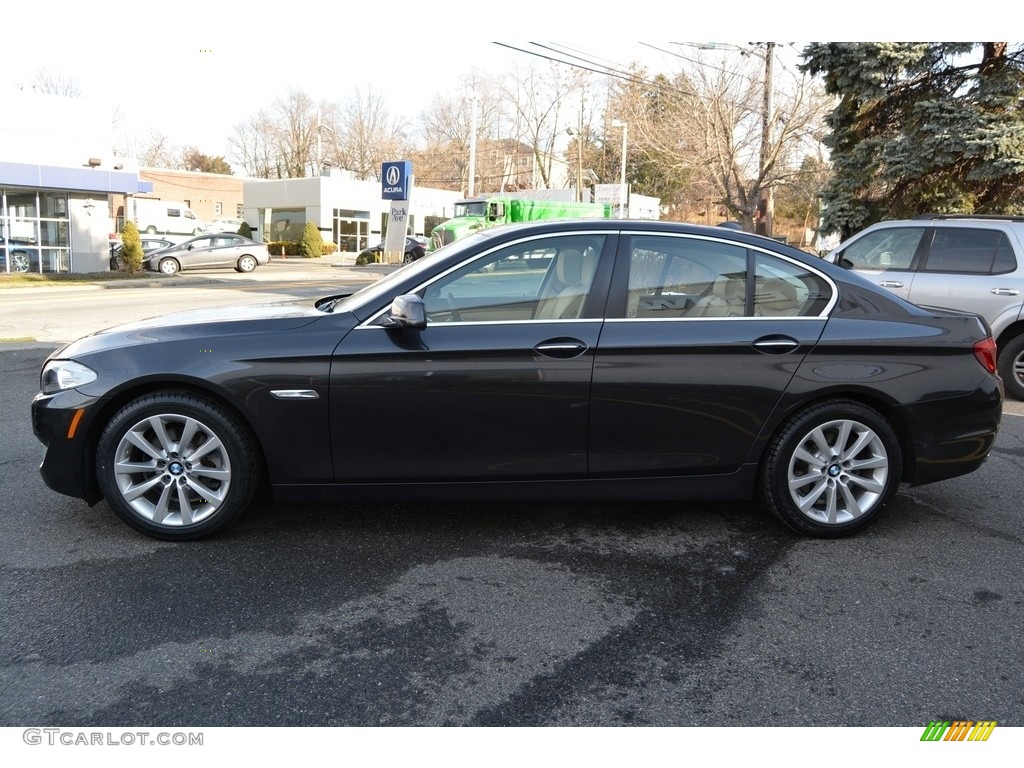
298,221,323,258
802,42,1024,238
119,221,144,273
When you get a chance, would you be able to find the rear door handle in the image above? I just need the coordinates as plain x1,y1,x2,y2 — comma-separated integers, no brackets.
752,335,800,354
535,338,589,359
991,288,1020,296
879,280,904,288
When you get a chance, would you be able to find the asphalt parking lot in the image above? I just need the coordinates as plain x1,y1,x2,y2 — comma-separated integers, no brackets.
1,266,1022,731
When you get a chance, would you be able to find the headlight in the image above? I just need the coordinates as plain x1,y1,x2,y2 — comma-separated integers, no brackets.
41,360,98,394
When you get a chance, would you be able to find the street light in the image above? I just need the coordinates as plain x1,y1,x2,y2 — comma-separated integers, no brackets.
316,108,334,177
611,119,628,219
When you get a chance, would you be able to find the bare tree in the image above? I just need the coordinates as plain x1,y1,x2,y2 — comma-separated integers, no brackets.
228,89,318,178
32,67,82,97
139,132,179,168
414,72,503,191
614,50,830,229
327,86,409,181
501,62,590,191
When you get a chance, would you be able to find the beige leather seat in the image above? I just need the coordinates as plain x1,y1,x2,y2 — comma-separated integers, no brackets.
689,278,745,317
755,278,800,316
536,248,595,319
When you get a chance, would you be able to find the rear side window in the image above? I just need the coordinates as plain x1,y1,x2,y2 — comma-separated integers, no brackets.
921,228,1017,274
625,235,830,318
838,227,924,271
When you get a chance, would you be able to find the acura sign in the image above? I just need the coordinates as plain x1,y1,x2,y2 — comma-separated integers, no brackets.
381,161,412,201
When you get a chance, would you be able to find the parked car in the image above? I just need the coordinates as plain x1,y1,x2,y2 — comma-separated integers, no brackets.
825,214,1024,400
109,237,175,271
205,218,244,234
357,236,428,264
32,219,1002,541
144,233,271,274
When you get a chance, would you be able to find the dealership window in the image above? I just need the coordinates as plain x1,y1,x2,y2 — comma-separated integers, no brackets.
266,208,305,242
333,208,371,253
1,189,70,274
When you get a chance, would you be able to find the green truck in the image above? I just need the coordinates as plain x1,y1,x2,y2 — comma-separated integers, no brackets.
429,197,613,251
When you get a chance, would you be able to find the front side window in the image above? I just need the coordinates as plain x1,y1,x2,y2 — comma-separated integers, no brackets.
421,235,607,323
838,227,924,271
922,228,1016,274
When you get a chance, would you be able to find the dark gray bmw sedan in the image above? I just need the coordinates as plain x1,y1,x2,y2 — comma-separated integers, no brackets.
32,220,1003,540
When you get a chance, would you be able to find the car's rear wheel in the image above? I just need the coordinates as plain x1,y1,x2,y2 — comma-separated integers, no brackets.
96,392,258,540
145,226,157,234
236,255,257,272
159,258,180,275
997,335,1024,401
760,400,902,538
403,252,414,264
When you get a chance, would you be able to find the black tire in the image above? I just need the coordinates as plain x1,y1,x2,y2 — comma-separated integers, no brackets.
158,258,180,275
759,400,902,538
997,335,1024,401
95,392,258,540
236,255,257,273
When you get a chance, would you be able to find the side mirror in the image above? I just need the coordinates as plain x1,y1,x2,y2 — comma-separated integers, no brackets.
383,294,427,330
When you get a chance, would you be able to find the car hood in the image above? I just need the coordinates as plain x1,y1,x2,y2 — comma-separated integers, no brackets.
53,302,329,358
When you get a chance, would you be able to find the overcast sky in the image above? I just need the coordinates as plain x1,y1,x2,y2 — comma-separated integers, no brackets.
4,4,976,163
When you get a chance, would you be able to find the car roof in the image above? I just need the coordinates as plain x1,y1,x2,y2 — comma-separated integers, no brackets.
468,218,817,261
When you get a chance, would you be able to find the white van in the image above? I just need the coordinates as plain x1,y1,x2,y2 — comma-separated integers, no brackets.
132,199,206,236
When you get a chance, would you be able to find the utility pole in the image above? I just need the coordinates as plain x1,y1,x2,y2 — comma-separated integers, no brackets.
756,42,775,238
468,93,479,197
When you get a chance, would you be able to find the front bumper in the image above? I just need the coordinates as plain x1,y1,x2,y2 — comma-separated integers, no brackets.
32,389,104,504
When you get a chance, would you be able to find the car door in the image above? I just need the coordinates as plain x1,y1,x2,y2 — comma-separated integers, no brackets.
329,232,615,482
832,225,925,302
208,235,245,268
589,233,832,476
173,235,213,268
906,226,1024,333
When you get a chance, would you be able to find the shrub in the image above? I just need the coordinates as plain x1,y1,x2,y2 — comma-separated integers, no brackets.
321,241,337,256
238,221,253,239
118,221,144,273
298,221,323,259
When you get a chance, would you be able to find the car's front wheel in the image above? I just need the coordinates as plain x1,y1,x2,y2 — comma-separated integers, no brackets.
11,252,30,273
760,400,902,538
95,392,258,540
997,335,1024,401
236,255,258,272
158,258,180,275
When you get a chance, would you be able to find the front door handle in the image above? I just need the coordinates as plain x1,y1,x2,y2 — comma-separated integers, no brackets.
879,280,904,288
991,288,1020,296
535,338,589,359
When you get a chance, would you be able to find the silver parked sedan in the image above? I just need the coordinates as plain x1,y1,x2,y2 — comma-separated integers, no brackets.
145,234,271,275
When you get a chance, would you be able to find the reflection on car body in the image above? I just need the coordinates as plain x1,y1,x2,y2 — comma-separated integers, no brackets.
32,219,1002,541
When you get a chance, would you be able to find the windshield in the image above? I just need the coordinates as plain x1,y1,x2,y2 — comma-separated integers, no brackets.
453,201,488,217
327,231,495,314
